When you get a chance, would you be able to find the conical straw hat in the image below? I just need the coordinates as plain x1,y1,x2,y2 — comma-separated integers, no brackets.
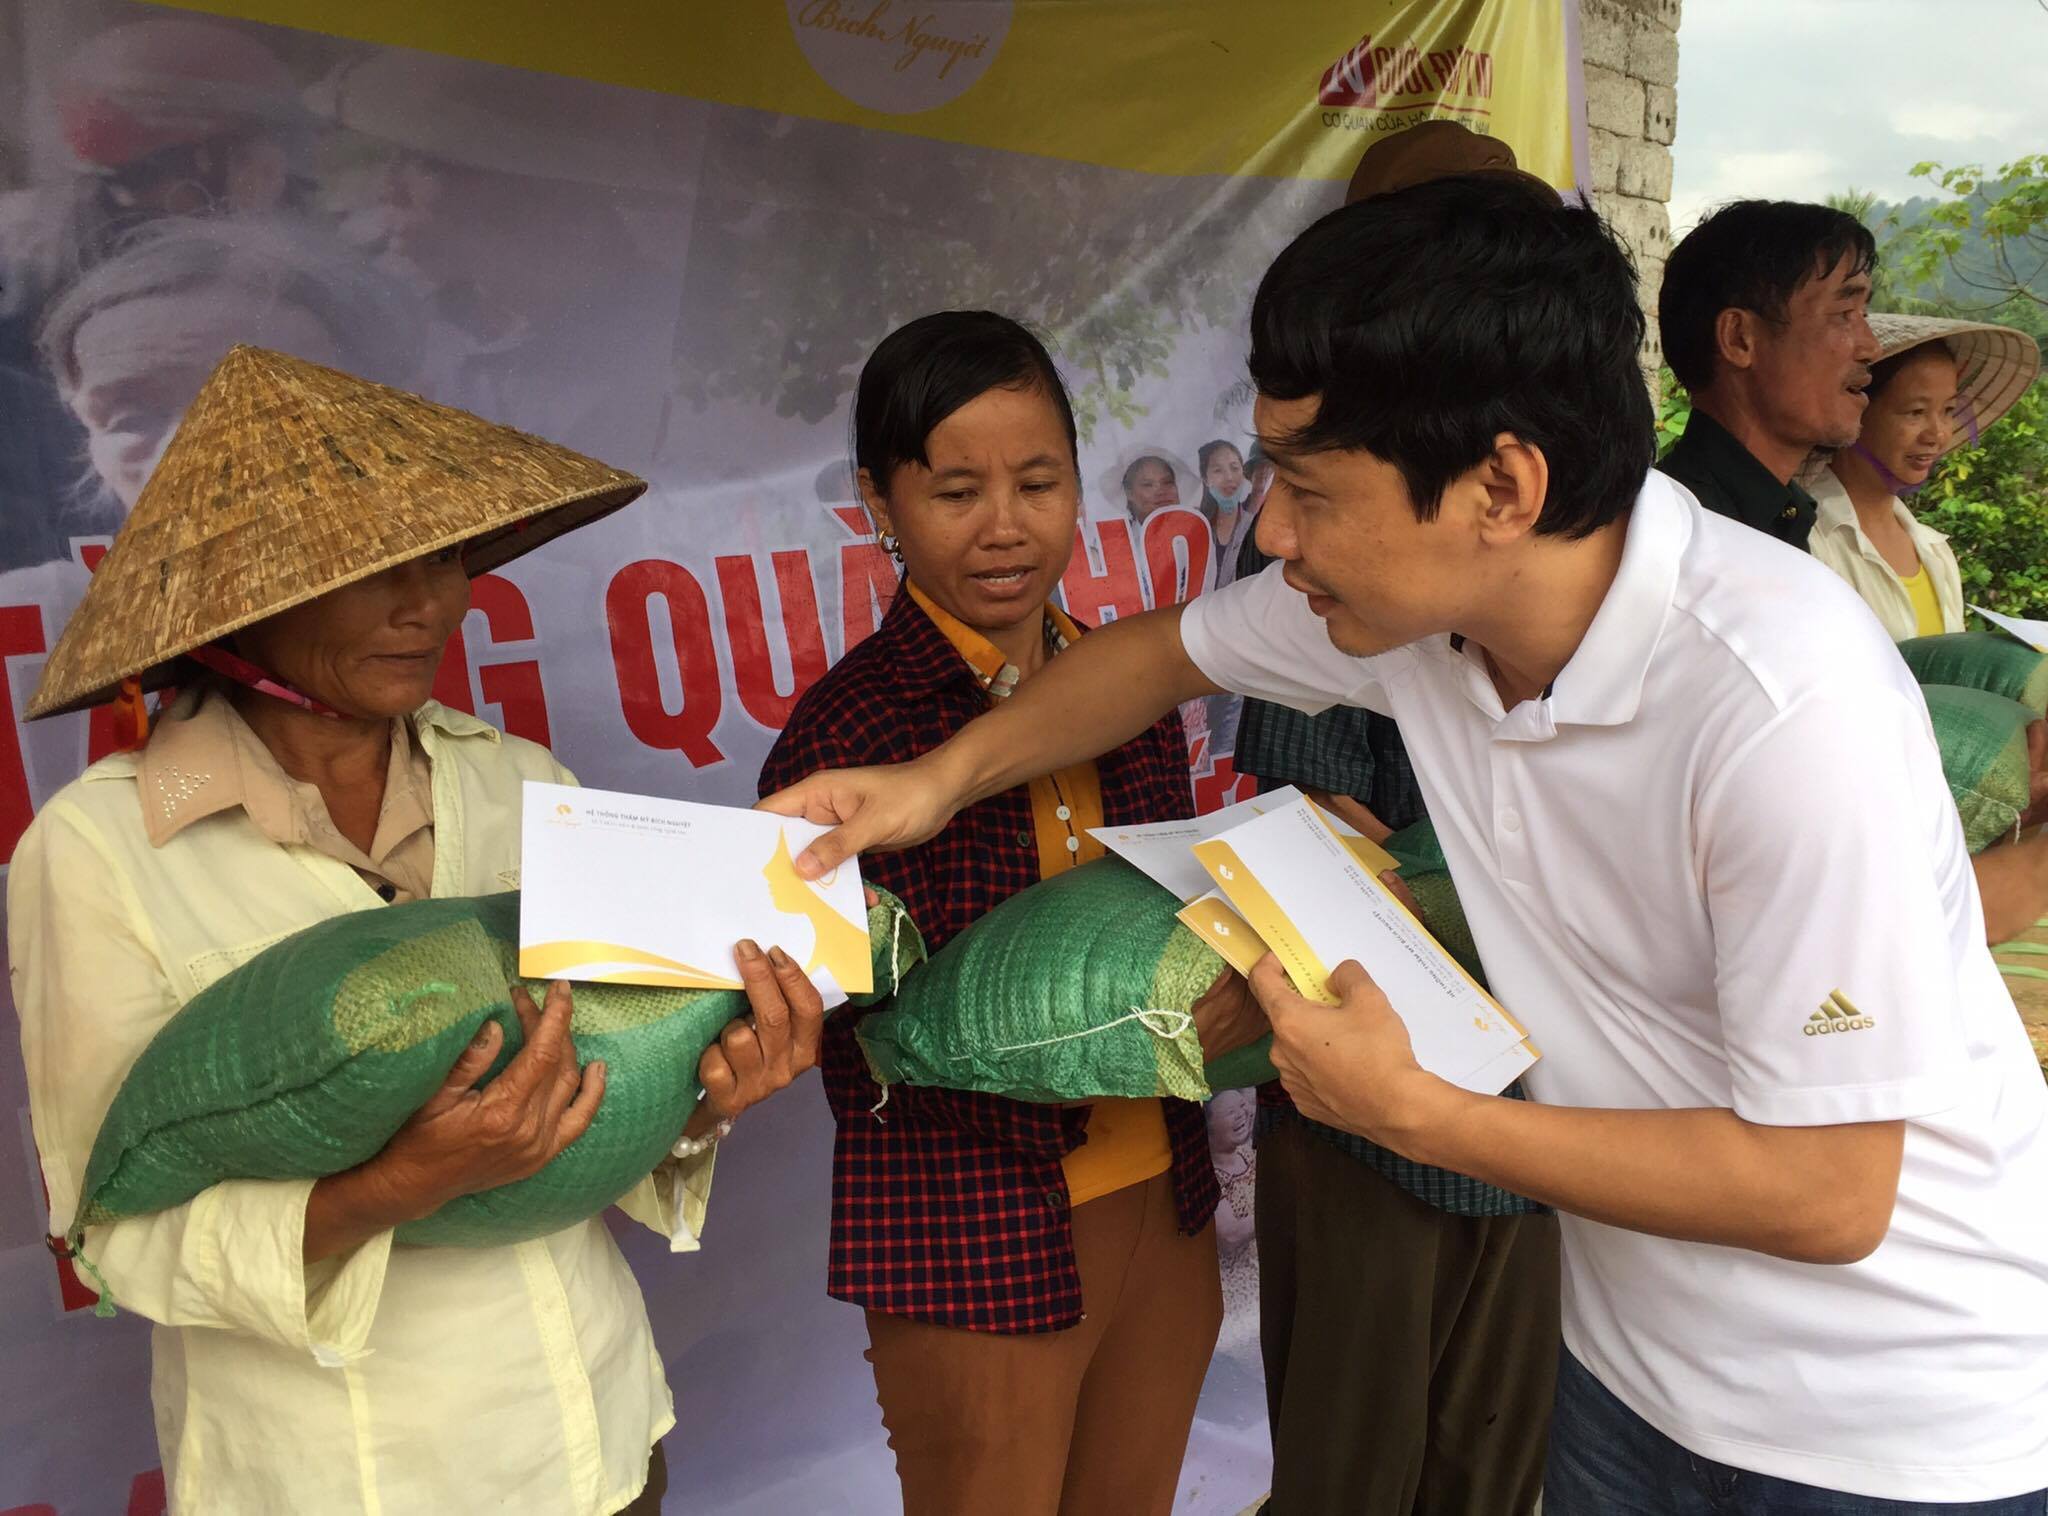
1097,444,1198,518
1867,312,2041,458
29,345,646,718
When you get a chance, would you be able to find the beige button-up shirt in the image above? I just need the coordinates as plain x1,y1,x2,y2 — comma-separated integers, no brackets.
1807,466,1966,641
11,689,712,1516
139,686,438,900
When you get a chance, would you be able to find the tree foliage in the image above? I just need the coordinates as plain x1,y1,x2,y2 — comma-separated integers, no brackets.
1919,379,2048,614
1884,156,2048,317
671,114,1322,447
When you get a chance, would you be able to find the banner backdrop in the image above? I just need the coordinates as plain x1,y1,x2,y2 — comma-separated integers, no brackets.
0,3,1578,1510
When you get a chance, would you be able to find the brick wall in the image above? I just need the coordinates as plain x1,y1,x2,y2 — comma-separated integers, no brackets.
1579,0,1680,382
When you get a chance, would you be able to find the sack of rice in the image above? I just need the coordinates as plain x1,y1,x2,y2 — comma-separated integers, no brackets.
858,857,1249,1103
75,890,919,1251
1899,631,2048,716
1921,683,2036,854
861,823,1498,1103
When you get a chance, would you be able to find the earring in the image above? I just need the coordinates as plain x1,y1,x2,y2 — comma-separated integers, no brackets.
879,532,902,561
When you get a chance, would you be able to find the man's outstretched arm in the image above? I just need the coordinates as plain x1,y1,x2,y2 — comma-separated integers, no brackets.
758,603,1220,876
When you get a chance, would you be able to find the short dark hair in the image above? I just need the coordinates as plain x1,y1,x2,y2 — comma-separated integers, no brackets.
1659,200,1877,391
1247,173,1653,540
852,310,1077,492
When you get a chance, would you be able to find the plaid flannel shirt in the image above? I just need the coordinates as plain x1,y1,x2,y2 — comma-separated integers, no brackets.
1231,530,1543,1219
758,588,1220,1334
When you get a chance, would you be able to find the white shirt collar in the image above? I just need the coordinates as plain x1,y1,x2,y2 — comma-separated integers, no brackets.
1543,470,1690,730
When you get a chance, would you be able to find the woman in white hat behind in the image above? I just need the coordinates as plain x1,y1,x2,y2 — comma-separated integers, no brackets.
1808,313,2041,640
9,346,821,1515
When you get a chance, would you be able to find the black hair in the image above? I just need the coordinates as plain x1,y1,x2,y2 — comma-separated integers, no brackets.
1659,200,1877,392
1197,438,1241,492
1121,454,1173,496
1247,172,1653,540
852,310,1077,494
1197,439,1243,513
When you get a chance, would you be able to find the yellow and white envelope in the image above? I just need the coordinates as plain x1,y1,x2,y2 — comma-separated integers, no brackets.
1193,796,1537,1094
518,781,871,1000
1177,888,1266,976
1088,784,1313,902
1090,785,1406,976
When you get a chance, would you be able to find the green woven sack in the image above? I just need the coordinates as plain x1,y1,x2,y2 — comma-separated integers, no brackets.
77,890,920,1252
859,858,1249,1103
1922,683,2035,853
1200,1036,1278,1093
1900,632,2048,716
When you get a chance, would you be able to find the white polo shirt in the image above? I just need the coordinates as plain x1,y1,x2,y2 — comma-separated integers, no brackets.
1183,470,2048,1500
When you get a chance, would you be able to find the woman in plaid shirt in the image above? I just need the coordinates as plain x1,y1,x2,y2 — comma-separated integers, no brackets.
758,311,1265,1516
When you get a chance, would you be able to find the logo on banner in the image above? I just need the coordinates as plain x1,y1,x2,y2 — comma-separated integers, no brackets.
1316,32,1496,131
788,0,1012,114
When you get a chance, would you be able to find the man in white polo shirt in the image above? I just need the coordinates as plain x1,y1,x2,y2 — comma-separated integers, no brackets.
763,173,2048,1511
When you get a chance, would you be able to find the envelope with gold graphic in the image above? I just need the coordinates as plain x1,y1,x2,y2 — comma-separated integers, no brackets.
519,781,872,998
1193,796,1536,1094
1090,786,1408,976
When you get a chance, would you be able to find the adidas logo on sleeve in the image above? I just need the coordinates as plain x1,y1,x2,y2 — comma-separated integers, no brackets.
1805,990,1874,1036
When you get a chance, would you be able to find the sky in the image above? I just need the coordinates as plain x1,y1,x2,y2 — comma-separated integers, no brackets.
1668,0,2048,236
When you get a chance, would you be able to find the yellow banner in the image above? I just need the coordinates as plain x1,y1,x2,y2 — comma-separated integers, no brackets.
156,0,1573,184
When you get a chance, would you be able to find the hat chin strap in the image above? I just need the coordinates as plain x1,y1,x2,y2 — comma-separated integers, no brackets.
186,644,346,719
1848,401,1979,501
1850,442,1926,499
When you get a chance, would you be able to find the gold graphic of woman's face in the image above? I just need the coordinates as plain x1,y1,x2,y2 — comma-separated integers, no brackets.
764,832,837,913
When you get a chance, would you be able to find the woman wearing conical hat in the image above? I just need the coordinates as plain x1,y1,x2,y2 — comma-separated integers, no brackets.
1808,313,2041,639
1807,316,2048,949
8,346,822,1516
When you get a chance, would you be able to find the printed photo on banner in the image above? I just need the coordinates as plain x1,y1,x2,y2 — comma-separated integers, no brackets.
0,1,1579,1510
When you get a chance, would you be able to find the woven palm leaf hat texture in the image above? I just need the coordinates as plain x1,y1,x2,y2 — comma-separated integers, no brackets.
1867,312,2041,458
29,345,646,719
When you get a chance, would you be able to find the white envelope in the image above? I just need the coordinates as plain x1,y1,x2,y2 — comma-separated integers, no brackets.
1194,796,1536,1094
1087,784,1307,901
518,781,870,1000
1970,604,2048,652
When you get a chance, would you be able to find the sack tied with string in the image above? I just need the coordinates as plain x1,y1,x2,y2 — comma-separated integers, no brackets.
75,889,920,1254
858,857,1243,1103
861,830,1493,1102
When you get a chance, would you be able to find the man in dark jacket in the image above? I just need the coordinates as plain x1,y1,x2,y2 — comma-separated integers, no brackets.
1656,201,1882,548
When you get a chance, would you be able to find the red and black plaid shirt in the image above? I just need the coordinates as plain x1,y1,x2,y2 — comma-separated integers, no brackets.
758,588,1219,1334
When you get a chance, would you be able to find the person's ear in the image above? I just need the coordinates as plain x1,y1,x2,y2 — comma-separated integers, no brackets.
1472,434,1547,545
856,468,893,543
1714,307,1762,374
